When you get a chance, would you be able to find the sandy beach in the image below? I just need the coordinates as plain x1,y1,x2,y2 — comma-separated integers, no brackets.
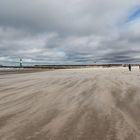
0,67,140,140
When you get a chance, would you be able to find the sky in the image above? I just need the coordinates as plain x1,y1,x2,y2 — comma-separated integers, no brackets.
0,0,140,65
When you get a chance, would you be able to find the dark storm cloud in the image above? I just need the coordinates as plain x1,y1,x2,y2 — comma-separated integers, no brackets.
102,50,140,63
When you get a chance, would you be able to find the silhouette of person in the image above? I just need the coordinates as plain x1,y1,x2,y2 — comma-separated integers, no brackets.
128,64,131,71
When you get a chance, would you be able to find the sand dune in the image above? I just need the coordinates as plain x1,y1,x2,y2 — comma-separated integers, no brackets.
0,67,140,140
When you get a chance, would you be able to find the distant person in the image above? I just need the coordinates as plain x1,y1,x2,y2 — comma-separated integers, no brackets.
128,64,131,71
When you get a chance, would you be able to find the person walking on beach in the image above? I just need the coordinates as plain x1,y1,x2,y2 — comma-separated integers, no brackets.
128,64,131,71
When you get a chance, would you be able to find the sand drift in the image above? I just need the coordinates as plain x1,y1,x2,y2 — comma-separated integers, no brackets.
0,67,140,140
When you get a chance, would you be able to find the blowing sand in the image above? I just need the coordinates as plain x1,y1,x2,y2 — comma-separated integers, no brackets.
0,67,140,140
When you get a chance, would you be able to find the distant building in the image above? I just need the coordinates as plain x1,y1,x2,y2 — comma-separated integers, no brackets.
20,59,22,67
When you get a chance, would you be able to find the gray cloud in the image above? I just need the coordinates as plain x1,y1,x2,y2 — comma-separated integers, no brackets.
0,0,140,65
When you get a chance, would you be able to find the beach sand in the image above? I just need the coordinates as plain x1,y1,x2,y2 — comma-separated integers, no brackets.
0,67,140,140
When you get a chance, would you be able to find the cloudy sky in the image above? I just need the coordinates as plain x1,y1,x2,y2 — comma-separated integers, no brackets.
0,0,140,65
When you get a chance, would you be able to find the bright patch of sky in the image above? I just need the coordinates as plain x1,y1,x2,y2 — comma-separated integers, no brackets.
127,7,140,22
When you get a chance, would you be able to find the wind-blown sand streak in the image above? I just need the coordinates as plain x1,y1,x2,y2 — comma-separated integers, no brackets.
0,67,140,140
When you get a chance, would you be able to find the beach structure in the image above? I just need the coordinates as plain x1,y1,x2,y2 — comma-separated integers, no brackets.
20,58,23,67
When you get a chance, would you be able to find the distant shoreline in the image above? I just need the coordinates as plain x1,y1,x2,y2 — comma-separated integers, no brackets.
0,64,140,68
0,64,139,75
0,64,140,70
